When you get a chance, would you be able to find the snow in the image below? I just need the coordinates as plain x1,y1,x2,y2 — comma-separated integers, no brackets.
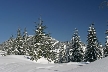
1,49,108,72
53,40,59,46
39,26,41,29
0,55,86,72
36,57,54,64
70,57,108,72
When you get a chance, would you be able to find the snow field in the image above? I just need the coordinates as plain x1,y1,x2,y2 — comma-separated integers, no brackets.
70,57,108,72
0,55,86,72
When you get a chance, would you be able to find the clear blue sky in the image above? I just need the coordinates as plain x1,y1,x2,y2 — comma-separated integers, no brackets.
0,0,108,45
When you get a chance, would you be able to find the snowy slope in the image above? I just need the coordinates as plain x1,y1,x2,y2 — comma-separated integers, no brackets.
1,54,108,72
70,57,108,72
1,55,108,72
0,55,86,72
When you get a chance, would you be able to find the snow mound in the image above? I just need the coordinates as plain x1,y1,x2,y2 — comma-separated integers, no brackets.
36,57,54,64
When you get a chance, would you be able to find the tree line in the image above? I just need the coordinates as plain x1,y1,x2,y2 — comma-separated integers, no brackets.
1,17,108,63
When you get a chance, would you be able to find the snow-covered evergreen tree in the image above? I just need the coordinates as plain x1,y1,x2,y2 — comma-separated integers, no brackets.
27,35,34,57
53,41,61,63
45,35,57,62
2,41,8,52
7,35,15,55
104,29,108,57
55,42,65,63
69,28,84,62
3,28,29,55
54,41,70,63
99,43,104,58
22,28,29,55
14,28,24,55
84,23,101,62
64,41,70,63
30,17,55,62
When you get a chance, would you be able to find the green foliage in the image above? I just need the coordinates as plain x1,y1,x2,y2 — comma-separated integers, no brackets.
54,42,69,63
6,28,28,55
22,28,29,55
70,28,84,62
2,16,106,63
104,29,108,57
84,24,101,62
6,35,13,55
29,17,55,62
14,28,24,55
58,43,65,63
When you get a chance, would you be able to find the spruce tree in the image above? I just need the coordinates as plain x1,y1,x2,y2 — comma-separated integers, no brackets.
64,41,70,63
22,28,29,55
30,17,54,62
54,41,61,63
99,43,103,58
56,42,65,63
55,41,70,63
69,28,84,62
27,35,34,57
104,29,108,57
14,28,24,55
7,35,15,55
2,41,8,52
84,23,101,62
43,35,56,62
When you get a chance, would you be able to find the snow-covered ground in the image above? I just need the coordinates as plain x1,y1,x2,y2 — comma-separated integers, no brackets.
0,55,87,72
70,57,108,72
1,48,108,72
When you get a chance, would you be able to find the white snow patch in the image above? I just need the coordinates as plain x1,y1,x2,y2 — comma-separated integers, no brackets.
36,57,54,64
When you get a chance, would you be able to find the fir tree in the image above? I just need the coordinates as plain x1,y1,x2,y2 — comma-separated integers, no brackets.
64,41,70,63
55,41,70,63
7,35,15,55
56,42,65,63
99,43,104,58
22,28,29,55
43,34,56,62
54,41,61,63
2,41,8,51
69,28,84,62
104,28,108,57
27,35,34,57
84,23,101,62
30,17,54,62
14,28,24,55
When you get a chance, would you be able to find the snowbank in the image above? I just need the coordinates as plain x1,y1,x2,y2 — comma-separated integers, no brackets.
36,57,54,64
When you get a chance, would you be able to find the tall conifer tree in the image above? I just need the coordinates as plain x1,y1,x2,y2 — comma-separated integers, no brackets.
7,35,15,55
14,28,24,55
30,17,54,62
84,23,101,62
22,28,29,55
70,28,84,62
104,26,108,57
